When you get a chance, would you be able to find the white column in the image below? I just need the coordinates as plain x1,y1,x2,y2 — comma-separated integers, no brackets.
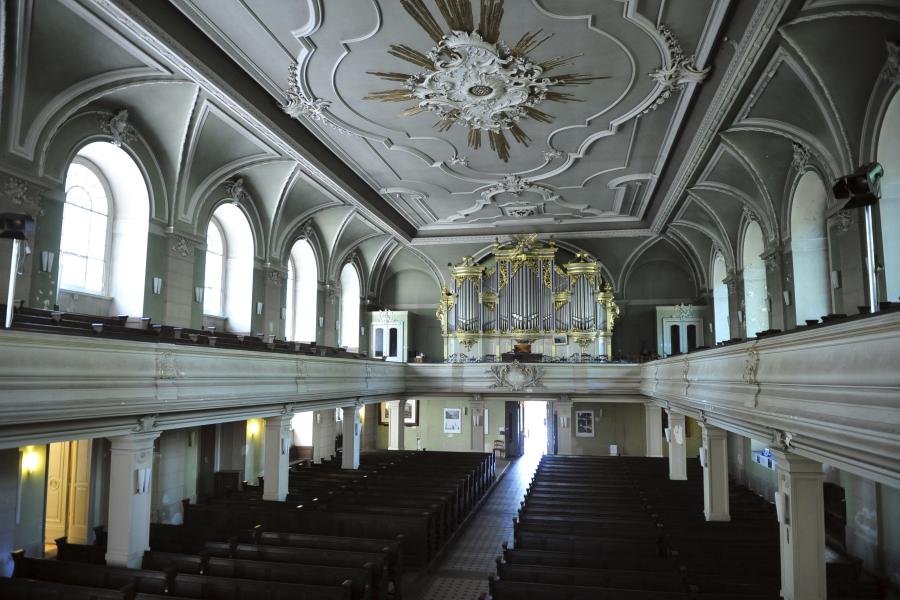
667,410,687,480
556,399,573,455
470,396,485,453
644,404,663,457
105,432,159,567
770,449,826,600
387,400,405,451
263,415,292,501
312,410,335,464
700,423,730,521
342,405,360,470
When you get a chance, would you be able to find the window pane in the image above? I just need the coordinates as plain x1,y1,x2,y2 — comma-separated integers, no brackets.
204,251,224,315
59,254,86,290
61,205,90,256
207,222,223,255
88,213,108,260
65,186,92,210
85,259,104,293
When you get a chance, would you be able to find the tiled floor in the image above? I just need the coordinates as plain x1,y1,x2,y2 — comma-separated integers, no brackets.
411,452,542,600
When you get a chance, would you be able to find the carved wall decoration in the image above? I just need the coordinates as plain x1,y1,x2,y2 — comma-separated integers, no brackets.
132,414,159,433
2,177,43,215
762,249,780,273
281,63,353,135
168,234,195,258
365,0,603,161
741,346,760,386
772,428,795,452
446,175,602,222
98,109,137,147
672,303,693,319
882,40,900,85
833,210,854,234
791,143,811,172
642,25,711,114
742,206,758,223
224,176,251,206
488,360,543,391
156,351,180,379
267,268,283,287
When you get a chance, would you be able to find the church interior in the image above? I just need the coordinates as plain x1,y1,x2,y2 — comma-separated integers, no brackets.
0,0,899,598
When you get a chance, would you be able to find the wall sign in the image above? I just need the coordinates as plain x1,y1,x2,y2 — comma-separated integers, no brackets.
575,410,594,437
443,408,462,434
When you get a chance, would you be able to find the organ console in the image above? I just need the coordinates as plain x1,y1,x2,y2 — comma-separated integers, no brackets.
436,235,619,361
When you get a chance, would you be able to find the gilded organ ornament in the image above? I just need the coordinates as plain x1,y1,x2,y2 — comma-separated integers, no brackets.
365,0,604,161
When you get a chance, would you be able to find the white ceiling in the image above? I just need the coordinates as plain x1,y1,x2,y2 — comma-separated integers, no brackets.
173,0,729,241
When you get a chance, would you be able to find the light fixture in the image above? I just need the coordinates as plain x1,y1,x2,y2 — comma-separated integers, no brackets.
281,307,286,320
152,277,163,295
699,447,709,468
256,301,264,315
21,447,40,475
40,251,55,273
737,310,744,323
247,419,261,437
318,316,324,328
664,427,672,443
782,290,791,307
194,287,204,303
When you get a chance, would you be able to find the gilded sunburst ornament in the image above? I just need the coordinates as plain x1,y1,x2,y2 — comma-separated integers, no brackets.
365,0,604,161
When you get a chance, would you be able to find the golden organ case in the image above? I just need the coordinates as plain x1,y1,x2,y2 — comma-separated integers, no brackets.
435,236,619,361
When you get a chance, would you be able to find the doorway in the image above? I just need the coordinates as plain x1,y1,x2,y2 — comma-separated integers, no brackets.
523,401,547,456
44,440,93,548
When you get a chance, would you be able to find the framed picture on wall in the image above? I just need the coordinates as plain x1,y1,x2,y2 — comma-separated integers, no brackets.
443,408,462,434
378,400,419,426
575,410,594,437
553,334,568,345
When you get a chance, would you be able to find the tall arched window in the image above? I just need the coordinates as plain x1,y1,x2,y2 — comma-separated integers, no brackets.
205,203,253,332
60,161,110,294
878,91,900,301
285,239,317,342
712,253,730,343
204,218,225,316
742,221,769,336
58,142,149,316
790,172,831,323
339,263,360,351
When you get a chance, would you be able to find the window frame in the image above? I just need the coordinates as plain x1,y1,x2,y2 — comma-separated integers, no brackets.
59,156,115,297
203,216,227,318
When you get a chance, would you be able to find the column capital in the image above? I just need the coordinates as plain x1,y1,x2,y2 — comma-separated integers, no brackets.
699,421,727,438
107,431,160,450
769,449,823,475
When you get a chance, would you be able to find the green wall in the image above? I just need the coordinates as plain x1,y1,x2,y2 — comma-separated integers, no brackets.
570,403,646,457
14,445,48,558
142,232,168,323
29,199,64,310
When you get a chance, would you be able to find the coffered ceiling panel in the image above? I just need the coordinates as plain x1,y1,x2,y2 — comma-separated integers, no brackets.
173,0,728,241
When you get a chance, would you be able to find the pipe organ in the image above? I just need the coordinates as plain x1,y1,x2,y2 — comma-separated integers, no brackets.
436,236,619,361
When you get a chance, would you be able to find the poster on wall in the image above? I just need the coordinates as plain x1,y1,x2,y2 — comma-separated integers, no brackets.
575,410,594,437
378,400,419,426
443,408,462,434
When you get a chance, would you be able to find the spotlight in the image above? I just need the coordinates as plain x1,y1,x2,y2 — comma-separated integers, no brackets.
832,162,883,209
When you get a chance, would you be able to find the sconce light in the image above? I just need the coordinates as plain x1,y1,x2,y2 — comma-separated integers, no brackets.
774,491,789,525
664,427,672,443
737,310,744,323
318,316,324,328
782,290,791,307
830,270,842,290
281,437,289,456
281,307,286,320
315,412,321,425
152,277,163,295
135,467,151,494
194,287,204,303
40,251,55,273
247,419,261,437
699,447,709,468
188,430,196,447
360,326,365,337
256,302,264,315
473,414,482,427
559,415,570,429
21,447,41,475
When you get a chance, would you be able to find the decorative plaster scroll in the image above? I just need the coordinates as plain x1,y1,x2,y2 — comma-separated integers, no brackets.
833,210,854,234
446,175,602,222
762,249,780,273
281,63,353,136
742,206,758,223
266,268,283,287
156,351,180,379
2,177,44,215
98,109,137,147
542,149,563,161
741,346,760,386
791,143,811,172
168,234,195,258
672,303,693,319
224,177,251,206
643,25,711,114
882,40,900,85
772,428,795,452
448,155,469,167
488,360,543,391
132,414,159,433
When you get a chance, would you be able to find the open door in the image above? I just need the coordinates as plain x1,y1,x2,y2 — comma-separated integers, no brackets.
504,401,523,458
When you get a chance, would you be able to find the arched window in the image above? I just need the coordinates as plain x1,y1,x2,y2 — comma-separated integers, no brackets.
205,203,253,332
712,253,730,343
742,221,769,336
790,172,831,323
58,142,149,316
60,161,110,294
339,263,360,351
285,239,317,342
878,91,900,301
204,218,225,317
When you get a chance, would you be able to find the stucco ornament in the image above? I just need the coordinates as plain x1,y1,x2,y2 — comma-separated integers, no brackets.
643,26,711,114
488,360,543,391
1,177,43,215
882,40,900,85
365,0,603,161
225,177,251,206
281,63,353,136
99,109,137,147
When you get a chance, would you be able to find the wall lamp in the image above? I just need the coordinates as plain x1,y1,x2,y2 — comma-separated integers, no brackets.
194,287,204,304
20,446,41,475
40,251,55,273
152,277,163,295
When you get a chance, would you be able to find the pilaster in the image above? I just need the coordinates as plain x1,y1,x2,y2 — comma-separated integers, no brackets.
105,431,159,567
700,423,730,521
667,410,687,480
262,414,292,501
341,405,360,470
644,403,663,457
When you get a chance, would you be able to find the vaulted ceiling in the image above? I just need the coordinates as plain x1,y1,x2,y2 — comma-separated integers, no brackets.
173,0,730,239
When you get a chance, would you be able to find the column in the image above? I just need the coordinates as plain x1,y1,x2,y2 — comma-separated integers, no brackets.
312,410,336,464
470,396,485,453
700,423,730,521
667,410,687,480
263,415,291,502
362,403,378,451
555,398,573,455
387,400,405,451
105,432,159,567
770,449,826,600
341,405,360,470
644,404,663,457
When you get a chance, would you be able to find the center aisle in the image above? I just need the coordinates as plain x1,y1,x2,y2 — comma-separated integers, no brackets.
411,452,542,600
